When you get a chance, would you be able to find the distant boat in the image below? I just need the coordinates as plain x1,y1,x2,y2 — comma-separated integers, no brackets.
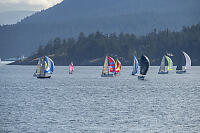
101,56,115,77
69,62,74,74
34,56,54,78
132,56,139,75
158,55,173,74
176,51,191,74
115,59,122,74
138,55,150,80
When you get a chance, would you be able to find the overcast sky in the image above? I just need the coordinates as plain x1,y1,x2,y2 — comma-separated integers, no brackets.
0,0,63,12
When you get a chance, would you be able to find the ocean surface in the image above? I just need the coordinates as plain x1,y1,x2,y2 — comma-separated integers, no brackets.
0,65,200,133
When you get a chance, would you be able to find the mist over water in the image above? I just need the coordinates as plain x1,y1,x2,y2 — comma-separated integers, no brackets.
0,66,200,132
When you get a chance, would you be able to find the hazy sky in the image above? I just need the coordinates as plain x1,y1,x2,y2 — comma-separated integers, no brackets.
0,0,63,12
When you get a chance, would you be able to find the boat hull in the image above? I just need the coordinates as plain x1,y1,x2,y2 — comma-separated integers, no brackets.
69,72,73,74
138,75,145,80
37,75,51,78
176,70,186,74
101,74,114,77
158,71,168,74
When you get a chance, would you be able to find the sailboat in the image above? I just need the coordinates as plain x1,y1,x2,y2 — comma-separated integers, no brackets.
138,55,150,80
34,56,54,78
158,55,173,74
132,56,139,75
176,51,191,74
101,56,115,77
69,62,74,74
115,59,122,75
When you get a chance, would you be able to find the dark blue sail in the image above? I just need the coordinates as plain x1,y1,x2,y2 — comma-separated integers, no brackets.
140,55,150,75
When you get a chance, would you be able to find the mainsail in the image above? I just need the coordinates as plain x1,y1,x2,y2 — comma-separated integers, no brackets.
140,55,150,75
102,56,109,75
159,56,165,72
108,56,115,73
165,56,173,70
36,57,42,73
183,51,191,70
115,59,121,73
132,56,138,75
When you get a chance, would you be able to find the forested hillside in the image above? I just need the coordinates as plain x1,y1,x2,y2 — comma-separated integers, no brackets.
0,0,200,58
13,24,200,66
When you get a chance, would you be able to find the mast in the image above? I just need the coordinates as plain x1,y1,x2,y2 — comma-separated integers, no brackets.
102,56,109,75
159,56,165,72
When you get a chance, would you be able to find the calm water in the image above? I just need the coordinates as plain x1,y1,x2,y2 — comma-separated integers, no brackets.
0,65,200,133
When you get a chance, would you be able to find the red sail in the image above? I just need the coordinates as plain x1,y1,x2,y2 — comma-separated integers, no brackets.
108,56,115,73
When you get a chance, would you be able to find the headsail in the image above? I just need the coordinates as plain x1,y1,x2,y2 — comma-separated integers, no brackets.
108,56,115,73
132,56,138,75
44,56,54,74
165,56,173,70
102,56,109,75
183,51,191,70
115,59,121,73
69,62,74,73
159,56,165,72
140,55,150,75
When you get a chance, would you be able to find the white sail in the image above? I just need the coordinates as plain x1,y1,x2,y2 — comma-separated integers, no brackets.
36,58,41,73
102,56,109,75
183,51,191,70
159,56,165,72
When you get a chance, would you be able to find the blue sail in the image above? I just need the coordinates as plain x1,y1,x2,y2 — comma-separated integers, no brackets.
132,56,138,75
44,56,54,74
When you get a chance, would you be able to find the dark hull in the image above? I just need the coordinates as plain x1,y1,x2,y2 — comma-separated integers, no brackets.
37,75,51,78
138,75,145,80
176,70,186,74
158,71,168,74
69,72,73,74
101,74,114,77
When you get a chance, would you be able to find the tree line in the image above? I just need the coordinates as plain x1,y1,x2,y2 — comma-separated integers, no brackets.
28,23,200,66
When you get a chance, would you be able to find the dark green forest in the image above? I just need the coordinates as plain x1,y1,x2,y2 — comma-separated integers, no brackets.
14,23,200,66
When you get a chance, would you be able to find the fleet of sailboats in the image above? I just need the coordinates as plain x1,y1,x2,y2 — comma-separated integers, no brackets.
158,55,173,74
31,50,192,79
